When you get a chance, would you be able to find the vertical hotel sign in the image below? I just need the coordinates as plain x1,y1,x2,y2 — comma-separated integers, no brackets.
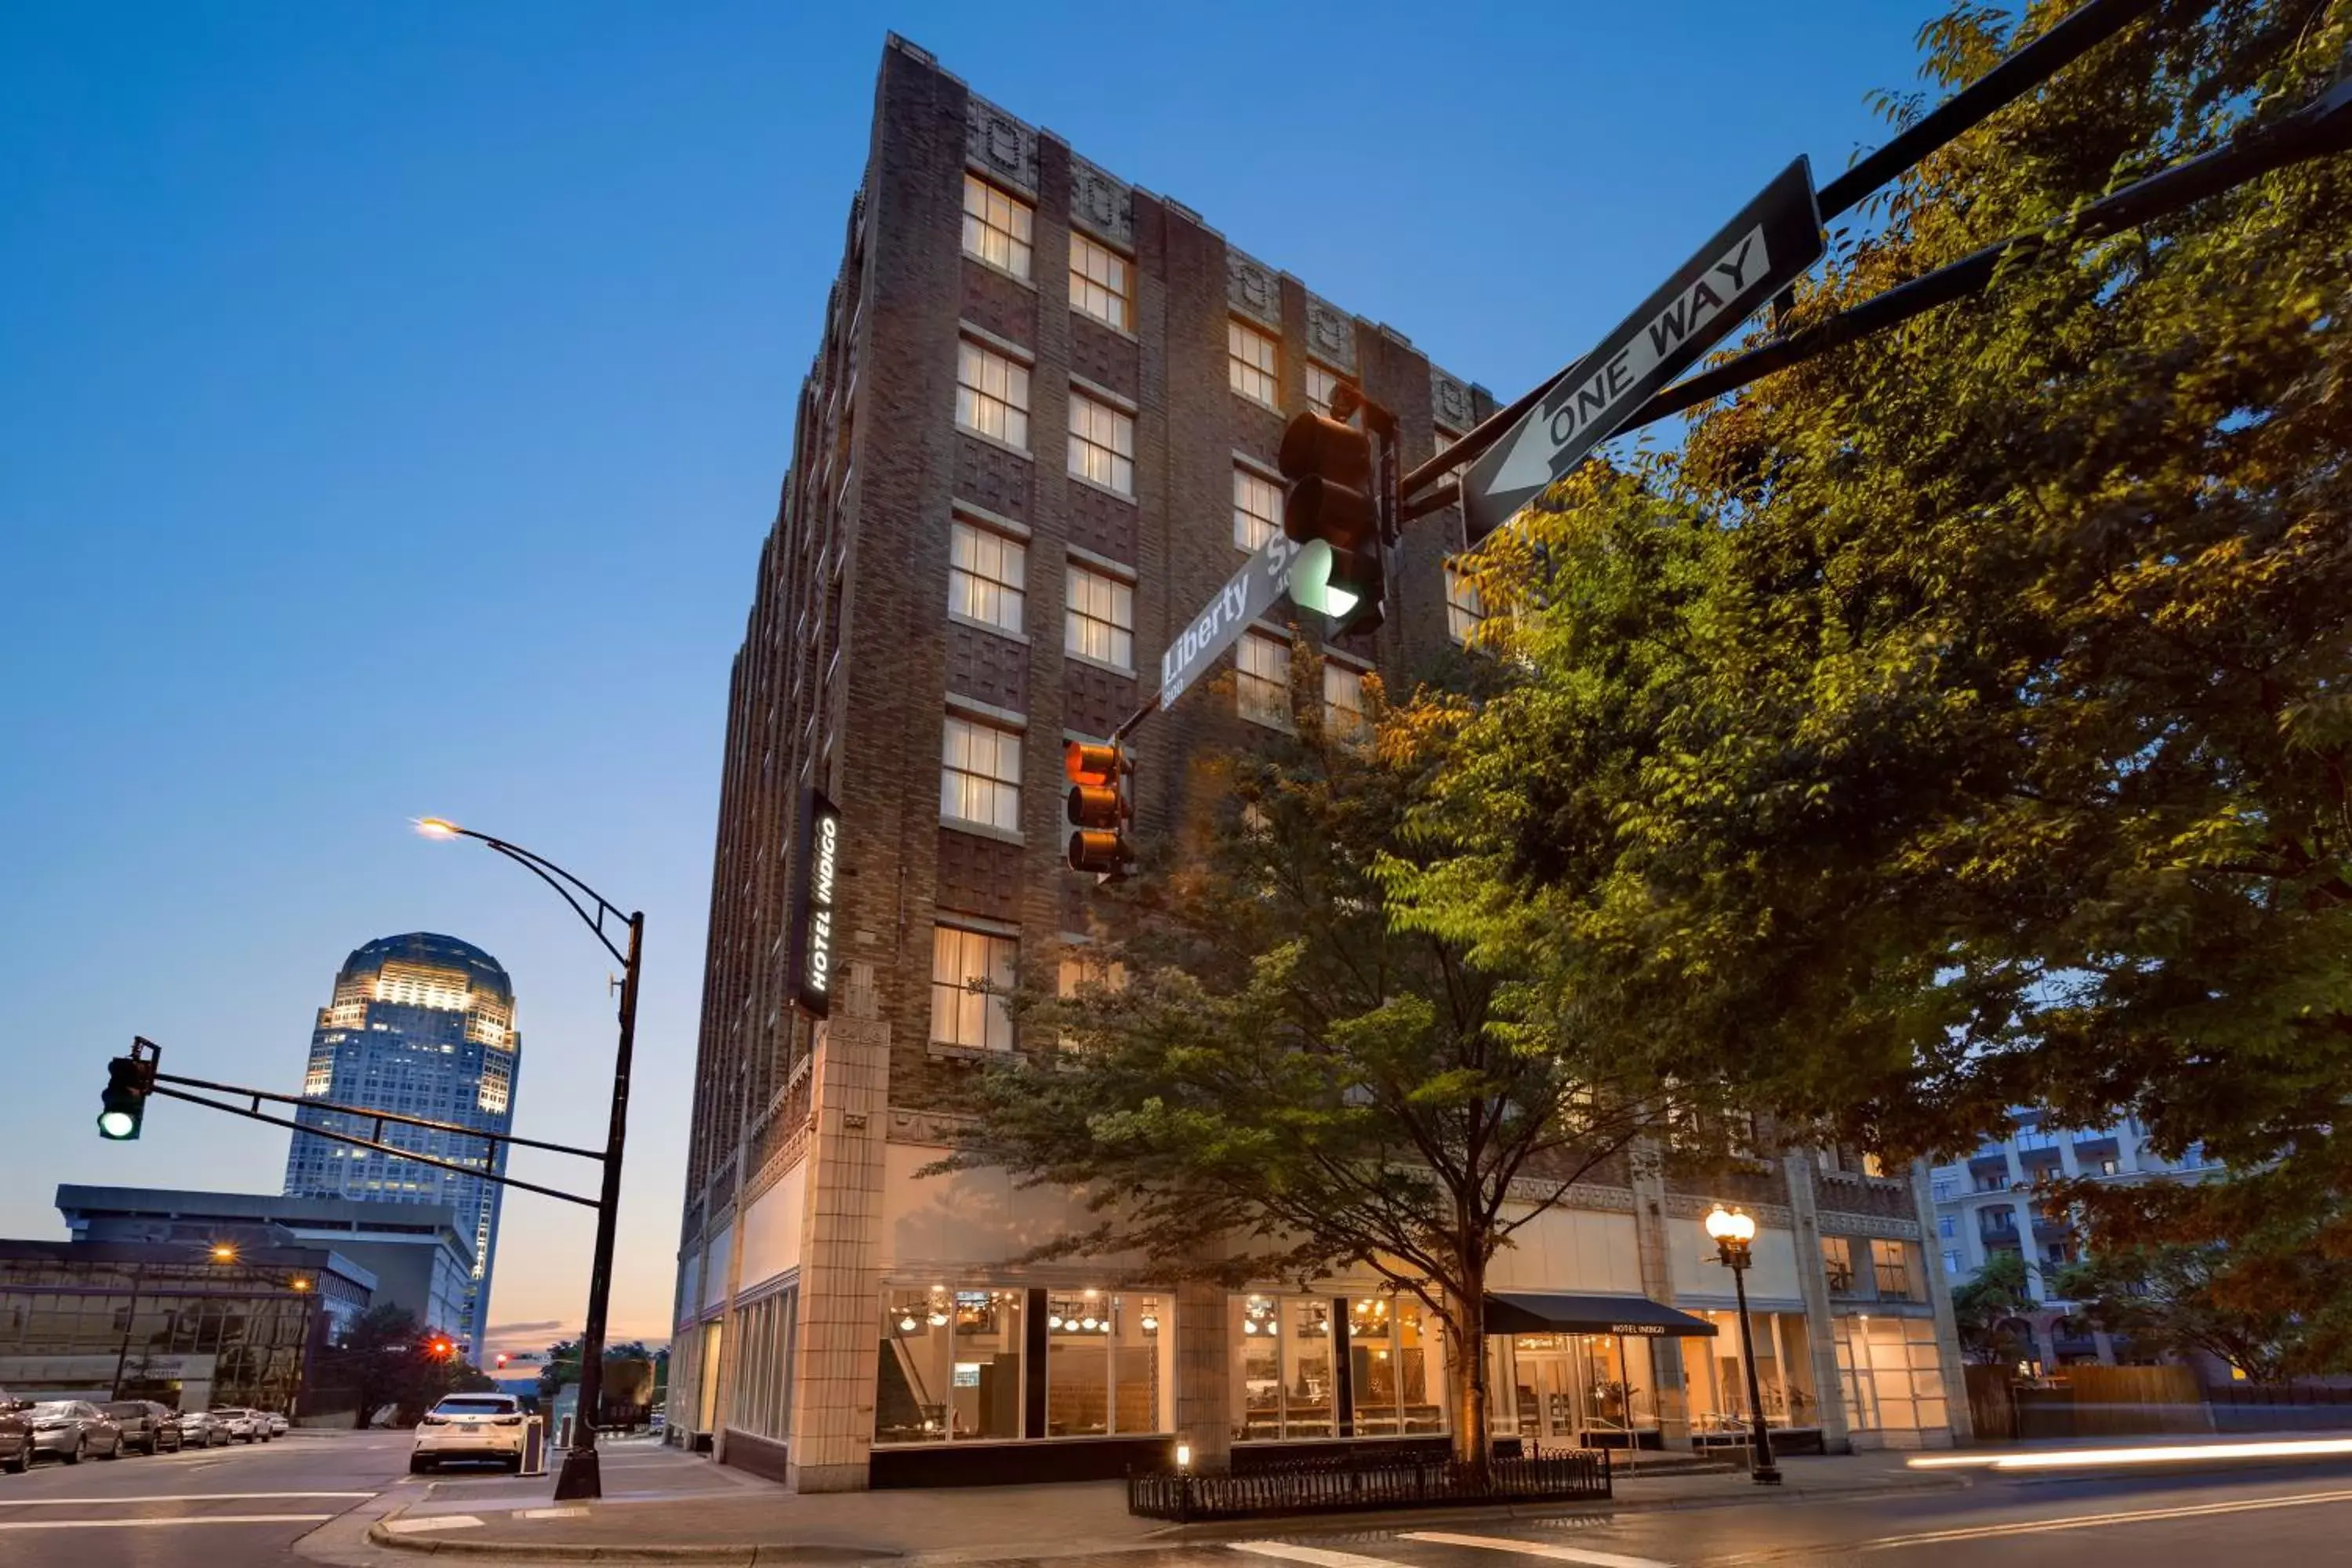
789,788,843,1017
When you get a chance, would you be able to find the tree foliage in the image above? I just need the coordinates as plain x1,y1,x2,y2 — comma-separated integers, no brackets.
317,1305,485,1427
1396,0,2352,1363
1947,1250,2036,1365
2053,1242,2302,1381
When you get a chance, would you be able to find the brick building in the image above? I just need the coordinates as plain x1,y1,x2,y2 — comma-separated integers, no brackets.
667,35,1968,1490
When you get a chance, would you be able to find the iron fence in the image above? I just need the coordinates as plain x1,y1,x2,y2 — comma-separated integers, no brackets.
1127,1446,1610,1521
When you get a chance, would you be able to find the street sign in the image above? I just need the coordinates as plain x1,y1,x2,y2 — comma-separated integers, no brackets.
1158,531,1303,709
1461,158,1824,542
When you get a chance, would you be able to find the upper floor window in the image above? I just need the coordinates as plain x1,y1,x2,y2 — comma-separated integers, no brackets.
941,714,1022,833
962,175,1033,279
949,521,1025,635
957,339,1030,448
1820,1236,1857,1294
1067,392,1134,495
931,924,1017,1051
1065,563,1134,670
1871,1239,1921,1302
1443,560,1486,645
1237,633,1290,729
1234,466,1282,552
1229,320,1279,408
1323,662,1367,744
1069,232,1130,332
1305,363,1348,417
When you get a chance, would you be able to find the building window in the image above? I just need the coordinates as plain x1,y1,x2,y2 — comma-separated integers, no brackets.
1936,1214,1956,1240
1229,319,1279,408
877,1286,1024,1443
1065,563,1134,670
929,927,1017,1052
1236,633,1290,729
956,339,1030,449
1871,1240,1922,1303
1344,1291,1446,1436
1234,466,1282,552
1944,1248,1964,1276
727,1286,799,1443
1069,232,1129,331
961,175,1033,279
1443,560,1486,645
949,521,1025,634
1044,1290,1167,1436
1831,1316,1948,1436
1068,392,1134,495
1323,662,1367,744
1820,1236,1857,1294
1233,1294,1333,1439
940,715,1022,833
1305,362,1348,416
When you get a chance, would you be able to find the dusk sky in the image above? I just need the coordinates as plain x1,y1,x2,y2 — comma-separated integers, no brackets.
2,0,1946,1356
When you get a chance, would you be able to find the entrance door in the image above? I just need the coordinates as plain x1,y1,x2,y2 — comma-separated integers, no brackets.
1511,1352,1581,1444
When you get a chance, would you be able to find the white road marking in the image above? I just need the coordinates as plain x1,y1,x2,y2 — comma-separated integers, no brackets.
1404,1531,1672,1568
0,1514,336,1532
382,1513,485,1534
0,1491,374,1506
517,1505,590,1518
1230,1544,1417,1568
1707,1486,2352,1562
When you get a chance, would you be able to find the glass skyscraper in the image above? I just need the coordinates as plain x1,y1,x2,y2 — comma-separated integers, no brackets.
283,932,519,1357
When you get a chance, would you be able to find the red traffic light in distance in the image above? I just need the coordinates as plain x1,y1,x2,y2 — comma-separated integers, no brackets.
1065,741,1134,880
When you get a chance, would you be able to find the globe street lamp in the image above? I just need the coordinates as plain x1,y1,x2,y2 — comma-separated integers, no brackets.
1704,1203,1782,1486
416,817,642,1503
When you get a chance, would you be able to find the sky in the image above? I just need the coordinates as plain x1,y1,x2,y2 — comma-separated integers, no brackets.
0,0,1951,1359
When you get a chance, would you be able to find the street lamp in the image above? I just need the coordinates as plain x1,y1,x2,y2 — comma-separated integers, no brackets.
416,815,643,1503
1704,1204,1782,1486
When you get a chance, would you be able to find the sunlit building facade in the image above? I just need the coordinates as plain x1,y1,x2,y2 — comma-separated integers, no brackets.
282,932,519,1356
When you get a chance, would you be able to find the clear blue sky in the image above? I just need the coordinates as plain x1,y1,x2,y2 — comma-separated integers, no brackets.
0,1,1949,1354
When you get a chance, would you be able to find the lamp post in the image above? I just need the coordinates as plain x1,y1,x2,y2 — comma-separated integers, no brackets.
203,1242,319,1417
416,817,642,1503
1704,1204,1781,1486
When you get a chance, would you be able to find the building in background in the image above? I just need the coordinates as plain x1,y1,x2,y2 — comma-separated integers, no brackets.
56,1185,473,1342
1930,1110,2224,1367
664,37,1968,1490
0,1237,370,1413
282,932,519,1356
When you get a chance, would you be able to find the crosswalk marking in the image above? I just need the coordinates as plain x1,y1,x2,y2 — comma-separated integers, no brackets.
1403,1530,1673,1568
0,1491,373,1507
0,1514,336,1532
1230,1543,1419,1568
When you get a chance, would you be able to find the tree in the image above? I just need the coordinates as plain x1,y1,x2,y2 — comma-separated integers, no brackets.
318,1305,477,1428
538,1338,581,1399
942,652,1724,1469
1947,1250,2036,1365
2053,1244,2299,1381
1392,0,2352,1364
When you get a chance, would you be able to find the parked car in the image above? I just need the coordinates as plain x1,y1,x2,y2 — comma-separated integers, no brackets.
210,1406,270,1444
0,1387,31,1474
267,1411,289,1437
99,1401,181,1455
173,1410,223,1449
27,1402,123,1465
411,1392,526,1472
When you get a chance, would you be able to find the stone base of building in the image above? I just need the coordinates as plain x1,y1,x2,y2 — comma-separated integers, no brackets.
786,1458,871,1493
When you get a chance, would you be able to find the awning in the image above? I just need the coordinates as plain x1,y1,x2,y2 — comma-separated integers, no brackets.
1483,1292,1719,1338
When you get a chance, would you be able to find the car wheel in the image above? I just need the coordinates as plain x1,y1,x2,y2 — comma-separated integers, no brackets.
409,1455,432,1475
100,1435,121,1459
2,1444,25,1475
65,1436,85,1465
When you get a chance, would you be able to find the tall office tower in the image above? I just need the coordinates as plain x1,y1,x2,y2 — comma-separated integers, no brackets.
284,931,519,1357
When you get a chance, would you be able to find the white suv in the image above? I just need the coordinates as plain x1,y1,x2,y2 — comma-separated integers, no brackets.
410,1393,526,1472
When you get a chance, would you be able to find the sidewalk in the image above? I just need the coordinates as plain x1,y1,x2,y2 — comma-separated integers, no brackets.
361,1441,1962,1563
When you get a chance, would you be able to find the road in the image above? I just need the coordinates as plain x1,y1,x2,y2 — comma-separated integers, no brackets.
0,1428,409,1567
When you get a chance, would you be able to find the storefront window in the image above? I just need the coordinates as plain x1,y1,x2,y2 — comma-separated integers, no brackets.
1832,1316,1948,1441
1680,1311,1819,1432
1044,1290,1165,1436
953,1290,1024,1441
1345,1293,1445,1436
1231,1293,1338,1439
1284,1298,1335,1438
1500,1331,1662,1444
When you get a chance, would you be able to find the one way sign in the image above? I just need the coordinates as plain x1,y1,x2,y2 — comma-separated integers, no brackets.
1462,158,1824,543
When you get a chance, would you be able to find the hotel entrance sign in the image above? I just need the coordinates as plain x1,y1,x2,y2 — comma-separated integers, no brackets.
789,789,842,1017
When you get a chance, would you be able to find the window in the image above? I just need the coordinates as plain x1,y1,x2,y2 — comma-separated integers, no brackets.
1067,392,1134,495
1944,1248,1964,1276
1233,466,1282,551
1045,1291,1166,1436
1065,563,1134,670
1323,662,1367,743
728,1287,798,1443
1236,633,1289,728
1233,1294,1333,1439
1305,362,1348,416
940,716,1022,832
1345,1292,1445,1436
1820,1236,1857,1294
1443,560,1486,645
1937,1214,1956,1240
929,927,1017,1051
1069,232,1129,330
1870,1239,1921,1302
961,175,1033,279
956,339,1030,448
877,1286,1023,1443
949,521,1025,634
1229,319,1279,407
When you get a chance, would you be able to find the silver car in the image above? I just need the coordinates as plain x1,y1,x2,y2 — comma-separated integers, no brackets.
267,1411,289,1437
27,1402,123,1465
173,1410,224,1448
210,1406,270,1443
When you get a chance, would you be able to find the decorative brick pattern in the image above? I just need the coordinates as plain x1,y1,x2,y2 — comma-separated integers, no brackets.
1064,480,1134,564
1305,294,1356,373
961,260,1036,346
945,619,1029,713
1068,155,1134,249
1225,250,1280,325
1431,365,1477,433
1069,317,1138,401
954,434,1032,518
964,96,1038,192
935,827,1023,921
1062,663,1134,740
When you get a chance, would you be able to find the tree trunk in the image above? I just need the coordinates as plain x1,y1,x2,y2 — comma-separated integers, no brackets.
1447,1261,1491,1480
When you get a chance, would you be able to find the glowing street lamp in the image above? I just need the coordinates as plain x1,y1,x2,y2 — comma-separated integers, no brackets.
1704,1203,1780,1486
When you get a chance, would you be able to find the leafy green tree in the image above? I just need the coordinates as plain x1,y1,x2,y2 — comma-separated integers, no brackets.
942,654,1722,1468
2053,1244,2298,1381
318,1305,477,1427
1947,1250,2036,1366
1393,0,2352,1364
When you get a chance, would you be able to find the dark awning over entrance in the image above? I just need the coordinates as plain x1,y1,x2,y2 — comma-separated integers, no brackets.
1483,1292,1718,1338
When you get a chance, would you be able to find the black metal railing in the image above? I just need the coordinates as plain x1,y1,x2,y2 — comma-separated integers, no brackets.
1127,1446,1610,1521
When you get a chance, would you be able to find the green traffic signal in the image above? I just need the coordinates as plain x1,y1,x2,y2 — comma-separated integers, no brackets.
97,1054,150,1141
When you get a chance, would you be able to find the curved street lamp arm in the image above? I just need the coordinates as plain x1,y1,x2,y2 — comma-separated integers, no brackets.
449,827,631,967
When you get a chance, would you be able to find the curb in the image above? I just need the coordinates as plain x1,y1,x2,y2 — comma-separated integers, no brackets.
362,1474,1962,1565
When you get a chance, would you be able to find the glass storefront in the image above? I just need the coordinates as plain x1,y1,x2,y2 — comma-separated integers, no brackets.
1496,1333,1665,1445
1680,1310,1820,1435
1232,1290,1447,1443
873,1283,1168,1446
1831,1314,1949,1444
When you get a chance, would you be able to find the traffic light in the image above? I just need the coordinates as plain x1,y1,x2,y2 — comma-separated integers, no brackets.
426,1334,455,1360
1278,410,1385,637
495,1352,510,1369
96,1051,155,1141
1064,740,1134,880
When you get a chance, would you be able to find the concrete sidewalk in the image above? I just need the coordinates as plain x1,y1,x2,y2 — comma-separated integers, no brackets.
361,1443,1961,1563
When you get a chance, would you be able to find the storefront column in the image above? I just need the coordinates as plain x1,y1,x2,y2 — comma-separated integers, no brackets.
783,962,892,1493
1909,1159,1976,1443
1780,1152,1853,1453
1628,1145,1691,1448
1171,1280,1232,1471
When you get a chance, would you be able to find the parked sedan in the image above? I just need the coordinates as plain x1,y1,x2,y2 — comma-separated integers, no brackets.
27,1402,123,1465
267,1411,289,1437
99,1401,182,1455
172,1410,223,1449
0,1387,31,1474
210,1407,270,1443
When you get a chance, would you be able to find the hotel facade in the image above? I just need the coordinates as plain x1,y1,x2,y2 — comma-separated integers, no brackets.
667,37,1969,1490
